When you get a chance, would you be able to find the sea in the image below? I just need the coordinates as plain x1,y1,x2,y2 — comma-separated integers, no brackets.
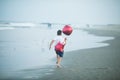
0,22,114,79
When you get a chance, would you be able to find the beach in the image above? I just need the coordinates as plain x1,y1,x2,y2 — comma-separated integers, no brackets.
0,25,120,80
1,0,120,79
40,27,120,80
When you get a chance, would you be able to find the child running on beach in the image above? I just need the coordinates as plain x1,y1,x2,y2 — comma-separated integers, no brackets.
49,30,67,68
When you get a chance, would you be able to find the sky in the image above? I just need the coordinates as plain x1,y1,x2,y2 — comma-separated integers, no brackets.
0,0,120,24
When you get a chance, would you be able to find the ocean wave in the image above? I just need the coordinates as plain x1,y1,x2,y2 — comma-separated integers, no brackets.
0,27,15,30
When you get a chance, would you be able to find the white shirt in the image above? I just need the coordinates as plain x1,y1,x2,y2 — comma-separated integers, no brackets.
54,36,65,46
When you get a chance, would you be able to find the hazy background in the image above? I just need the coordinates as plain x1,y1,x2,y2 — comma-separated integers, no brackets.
0,0,120,24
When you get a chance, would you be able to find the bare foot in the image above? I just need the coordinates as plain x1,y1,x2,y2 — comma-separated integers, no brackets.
56,64,62,68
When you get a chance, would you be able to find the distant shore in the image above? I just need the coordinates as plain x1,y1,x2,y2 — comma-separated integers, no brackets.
81,24,120,32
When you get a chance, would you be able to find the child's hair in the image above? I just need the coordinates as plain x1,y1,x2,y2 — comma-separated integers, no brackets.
57,30,62,35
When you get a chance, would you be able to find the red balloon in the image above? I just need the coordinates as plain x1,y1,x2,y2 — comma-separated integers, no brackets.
62,25,73,35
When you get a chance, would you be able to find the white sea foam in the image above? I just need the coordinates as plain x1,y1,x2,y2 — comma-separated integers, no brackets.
64,29,114,51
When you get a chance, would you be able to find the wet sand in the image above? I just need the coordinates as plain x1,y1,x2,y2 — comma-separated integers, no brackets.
40,28,120,80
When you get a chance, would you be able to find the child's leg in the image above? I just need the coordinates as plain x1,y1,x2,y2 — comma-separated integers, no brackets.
57,56,62,67
56,54,59,64
55,50,63,67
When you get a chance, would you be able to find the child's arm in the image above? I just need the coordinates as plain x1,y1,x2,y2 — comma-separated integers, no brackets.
63,38,67,46
49,40,54,50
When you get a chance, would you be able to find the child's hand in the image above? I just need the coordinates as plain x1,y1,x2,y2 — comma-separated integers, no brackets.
65,38,67,41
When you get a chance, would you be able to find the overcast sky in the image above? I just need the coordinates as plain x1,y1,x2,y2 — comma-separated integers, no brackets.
0,0,120,24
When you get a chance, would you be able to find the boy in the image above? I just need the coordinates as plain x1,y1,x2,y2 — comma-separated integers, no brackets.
49,30,67,67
